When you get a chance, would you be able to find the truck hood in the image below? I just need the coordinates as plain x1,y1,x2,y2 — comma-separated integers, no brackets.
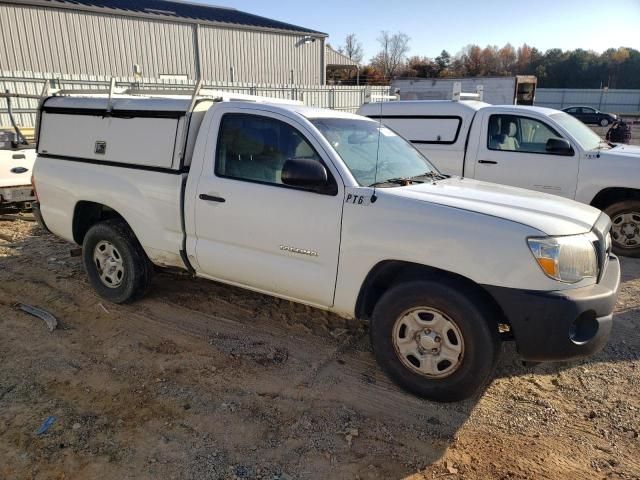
599,143,640,159
0,149,36,188
385,177,601,236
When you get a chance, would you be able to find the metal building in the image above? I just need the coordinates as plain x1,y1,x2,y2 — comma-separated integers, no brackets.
0,0,334,84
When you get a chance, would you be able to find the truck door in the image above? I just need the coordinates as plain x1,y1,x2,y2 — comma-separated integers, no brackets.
473,113,579,199
192,111,344,308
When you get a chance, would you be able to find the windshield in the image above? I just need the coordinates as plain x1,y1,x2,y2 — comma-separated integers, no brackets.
550,112,604,151
310,117,439,186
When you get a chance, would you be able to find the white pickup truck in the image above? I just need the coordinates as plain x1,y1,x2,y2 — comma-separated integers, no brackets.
33,90,620,402
357,100,640,257
0,131,36,212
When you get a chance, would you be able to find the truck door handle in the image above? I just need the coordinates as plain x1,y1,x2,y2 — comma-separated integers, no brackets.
478,160,498,165
199,193,226,203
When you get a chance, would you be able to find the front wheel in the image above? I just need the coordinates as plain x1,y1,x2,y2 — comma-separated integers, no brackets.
600,118,610,127
370,279,501,402
82,219,154,303
605,200,640,257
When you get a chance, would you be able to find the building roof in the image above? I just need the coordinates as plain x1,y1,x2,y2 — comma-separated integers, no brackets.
325,45,359,67
6,0,327,35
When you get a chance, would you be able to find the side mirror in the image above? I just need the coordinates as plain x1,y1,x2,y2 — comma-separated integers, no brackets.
281,158,329,191
546,138,573,156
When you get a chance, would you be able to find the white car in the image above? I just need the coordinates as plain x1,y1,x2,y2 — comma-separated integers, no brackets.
358,100,640,257
33,92,620,402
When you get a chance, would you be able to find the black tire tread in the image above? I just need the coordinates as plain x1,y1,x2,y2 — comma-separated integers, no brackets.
82,219,153,303
604,199,640,258
370,278,501,402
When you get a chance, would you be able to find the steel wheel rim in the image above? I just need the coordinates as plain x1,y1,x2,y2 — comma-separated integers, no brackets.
611,212,640,249
392,307,464,379
93,240,125,288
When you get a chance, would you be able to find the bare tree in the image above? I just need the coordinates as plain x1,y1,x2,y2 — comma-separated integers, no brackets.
371,31,410,79
338,33,364,64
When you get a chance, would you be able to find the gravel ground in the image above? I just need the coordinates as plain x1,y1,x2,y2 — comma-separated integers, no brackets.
0,124,639,479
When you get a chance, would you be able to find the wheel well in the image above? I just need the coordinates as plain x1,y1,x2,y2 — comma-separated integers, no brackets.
72,201,128,245
355,260,509,329
591,188,640,211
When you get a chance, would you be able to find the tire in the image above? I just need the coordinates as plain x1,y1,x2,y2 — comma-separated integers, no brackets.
604,200,640,258
82,219,154,303
370,279,501,402
600,118,609,127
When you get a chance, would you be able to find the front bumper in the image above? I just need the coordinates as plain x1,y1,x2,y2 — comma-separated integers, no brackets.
483,254,620,362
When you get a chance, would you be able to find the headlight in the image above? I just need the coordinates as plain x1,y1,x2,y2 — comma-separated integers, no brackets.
527,235,597,283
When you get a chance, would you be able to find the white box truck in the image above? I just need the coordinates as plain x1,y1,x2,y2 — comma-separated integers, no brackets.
358,99,640,257
33,87,619,402
392,76,537,105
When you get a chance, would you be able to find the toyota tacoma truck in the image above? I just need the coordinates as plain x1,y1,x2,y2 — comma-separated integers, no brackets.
33,89,620,402
357,100,640,257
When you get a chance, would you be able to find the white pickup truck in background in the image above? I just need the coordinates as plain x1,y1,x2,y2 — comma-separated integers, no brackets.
0,130,36,213
358,100,640,257
33,89,620,402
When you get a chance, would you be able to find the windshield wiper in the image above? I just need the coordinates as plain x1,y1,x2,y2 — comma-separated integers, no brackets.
368,177,415,187
368,171,448,188
408,171,449,181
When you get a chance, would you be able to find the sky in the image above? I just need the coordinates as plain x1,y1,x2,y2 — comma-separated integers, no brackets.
204,0,640,60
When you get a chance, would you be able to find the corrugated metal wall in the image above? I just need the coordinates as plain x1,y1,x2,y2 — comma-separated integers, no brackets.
536,88,640,114
199,26,323,84
0,3,324,84
0,4,196,78
325,46,358,67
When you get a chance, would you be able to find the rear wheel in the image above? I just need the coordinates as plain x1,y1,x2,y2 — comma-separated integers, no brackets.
82,219,154,303
370,279,501,402
605,200,640,257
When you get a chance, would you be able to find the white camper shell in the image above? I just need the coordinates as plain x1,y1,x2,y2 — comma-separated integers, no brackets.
39,91,302,171
358,100,488,175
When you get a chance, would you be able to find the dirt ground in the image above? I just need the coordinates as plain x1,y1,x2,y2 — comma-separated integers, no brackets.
0,215,639,480
2,125,640,480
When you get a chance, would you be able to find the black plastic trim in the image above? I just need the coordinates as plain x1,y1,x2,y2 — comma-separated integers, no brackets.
42,106,186,119
37,154,188,175
482,255,620,362
364,115,463,145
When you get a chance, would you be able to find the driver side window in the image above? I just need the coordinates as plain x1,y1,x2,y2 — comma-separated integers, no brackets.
488,114,565,154
215,113,322,185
